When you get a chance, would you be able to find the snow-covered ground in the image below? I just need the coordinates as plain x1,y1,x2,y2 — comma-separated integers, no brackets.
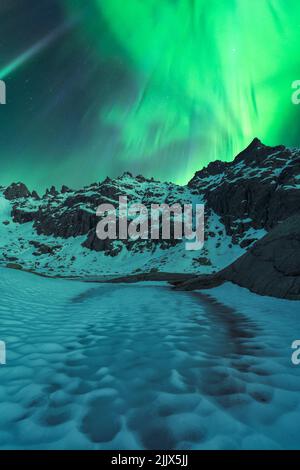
0,267,299,449
0,190,255,278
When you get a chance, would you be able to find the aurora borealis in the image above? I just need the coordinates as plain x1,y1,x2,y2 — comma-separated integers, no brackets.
1,0,300,191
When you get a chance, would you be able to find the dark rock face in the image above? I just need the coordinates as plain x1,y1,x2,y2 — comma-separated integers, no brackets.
223,215,300,299
5,173,192,257
82,232,121,256
12,207,37,224
2,138,300,295
174,215,300,300
4,183,31,200
61,185,71,194
29,241,62,256
31,191,40,200
44,186,59,198
189,139,300,236
34,207,98,238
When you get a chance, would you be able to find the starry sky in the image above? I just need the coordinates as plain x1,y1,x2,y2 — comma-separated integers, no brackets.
1,0,300,192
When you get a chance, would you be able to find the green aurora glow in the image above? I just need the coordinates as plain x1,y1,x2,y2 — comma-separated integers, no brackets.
1,0,300,190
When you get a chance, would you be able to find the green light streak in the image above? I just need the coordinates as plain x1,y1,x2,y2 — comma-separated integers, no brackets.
0,18,78,80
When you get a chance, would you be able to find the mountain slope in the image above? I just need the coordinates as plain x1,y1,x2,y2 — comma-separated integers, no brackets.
0,139,299,282
173,214,300,300
189,138,300,244
0,174,242,277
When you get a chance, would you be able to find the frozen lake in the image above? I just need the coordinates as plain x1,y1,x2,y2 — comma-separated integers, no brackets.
0,267,300,449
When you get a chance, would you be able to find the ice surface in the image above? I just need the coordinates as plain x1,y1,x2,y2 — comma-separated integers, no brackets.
0,268,300,449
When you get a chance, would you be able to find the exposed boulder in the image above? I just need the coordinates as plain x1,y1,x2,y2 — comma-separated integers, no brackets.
29,241,62,255
223,214,300,299
4,183,31,200
6,263,23,271
174,214,300,300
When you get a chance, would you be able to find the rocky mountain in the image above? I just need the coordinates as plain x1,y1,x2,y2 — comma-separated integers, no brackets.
0,138,299,292
189,138,300,246
173,214,300,300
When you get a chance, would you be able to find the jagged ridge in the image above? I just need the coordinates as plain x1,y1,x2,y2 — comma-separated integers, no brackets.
0,139,299,284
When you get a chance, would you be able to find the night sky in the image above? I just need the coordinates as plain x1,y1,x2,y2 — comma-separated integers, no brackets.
1,0,300,192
